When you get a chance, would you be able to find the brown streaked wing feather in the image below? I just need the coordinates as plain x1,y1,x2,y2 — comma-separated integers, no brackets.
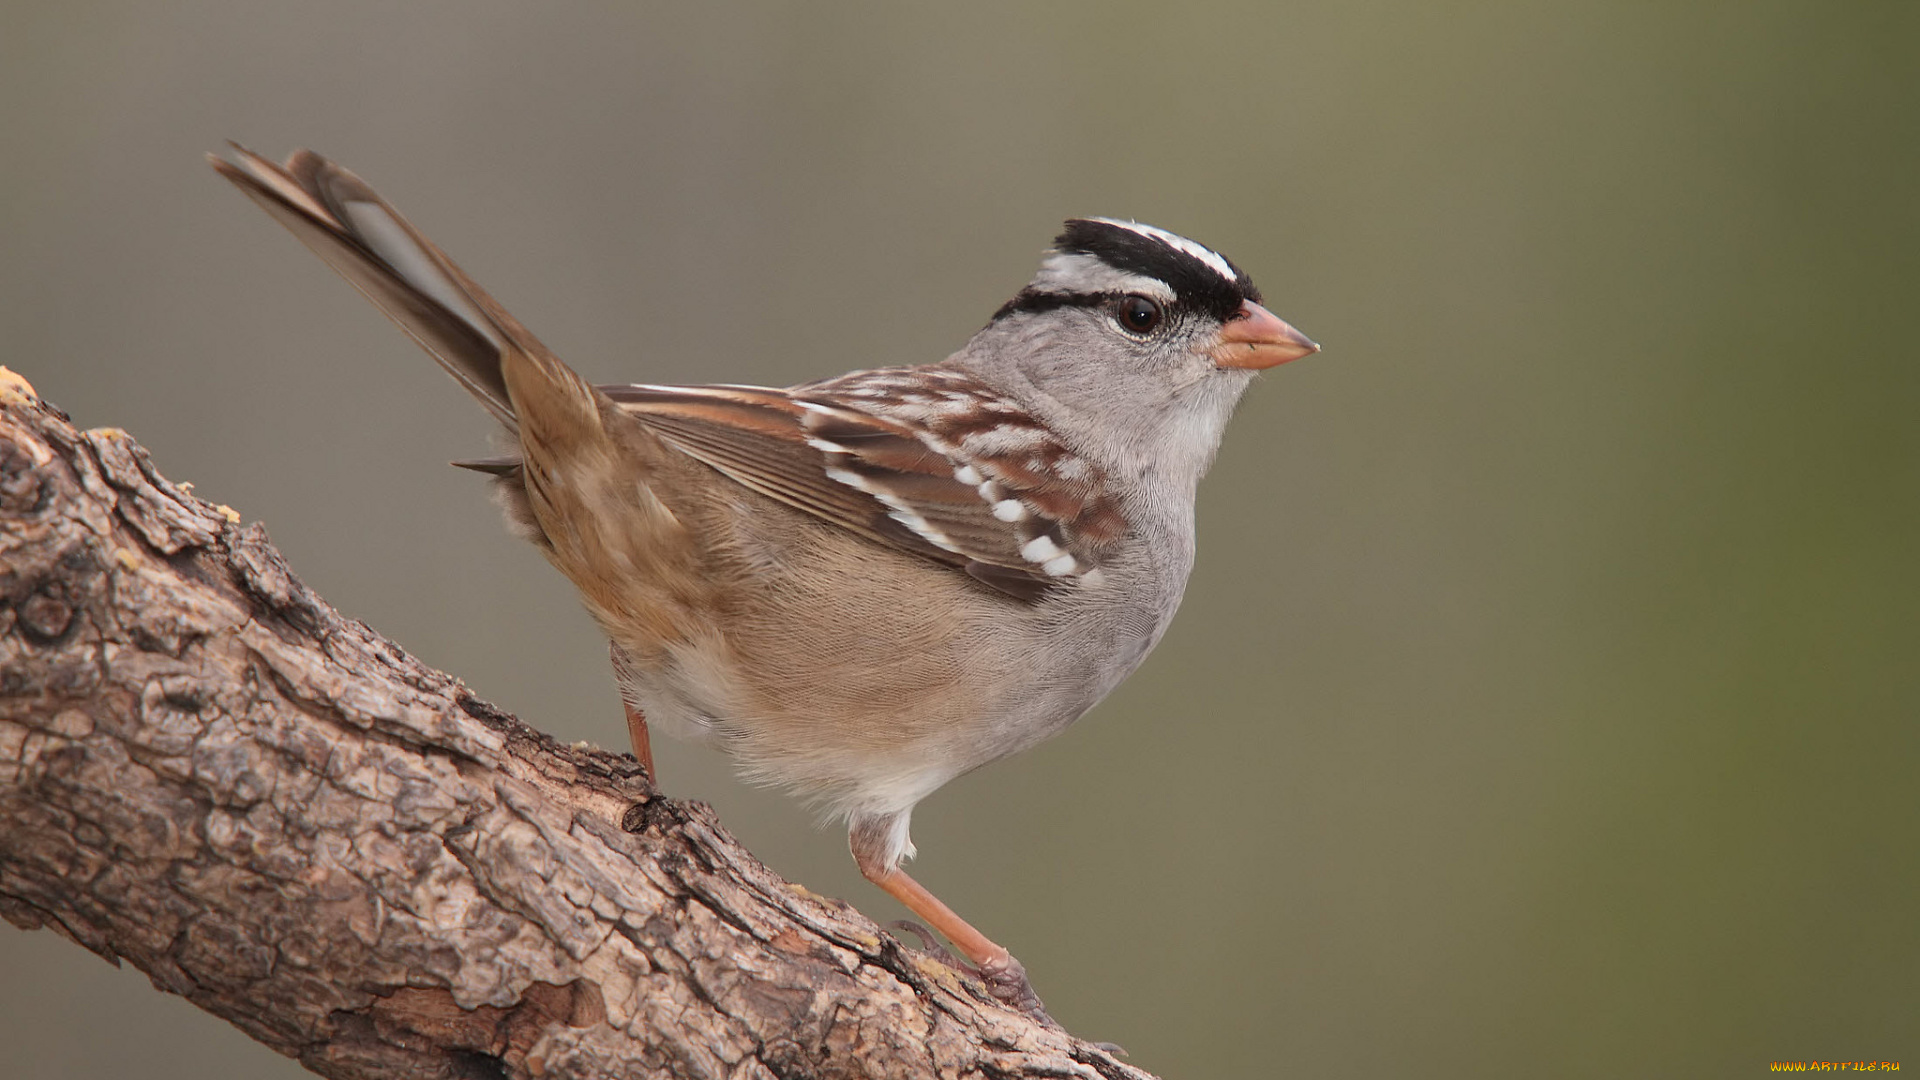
602,381,1117,601
602,384,971,570
798,369,1128,572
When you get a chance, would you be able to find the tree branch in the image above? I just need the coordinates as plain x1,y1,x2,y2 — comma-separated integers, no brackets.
0,371,1154,1080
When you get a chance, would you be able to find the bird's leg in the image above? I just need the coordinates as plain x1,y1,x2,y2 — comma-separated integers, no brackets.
608,643,654,781
851,824,1054,1026
622,696,655,780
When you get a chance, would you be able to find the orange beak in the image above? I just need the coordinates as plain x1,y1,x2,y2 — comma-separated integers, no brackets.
1210,300,1320,369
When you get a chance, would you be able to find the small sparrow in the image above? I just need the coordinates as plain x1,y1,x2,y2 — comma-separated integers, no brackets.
212,146,1317,1021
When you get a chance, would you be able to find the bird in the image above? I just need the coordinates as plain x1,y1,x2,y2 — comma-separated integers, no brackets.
210,145,1318,1022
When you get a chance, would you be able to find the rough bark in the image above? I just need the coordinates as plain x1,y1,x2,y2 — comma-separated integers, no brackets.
0,371,1154,1080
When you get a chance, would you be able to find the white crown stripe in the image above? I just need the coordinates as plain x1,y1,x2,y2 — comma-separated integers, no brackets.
1030,253,1178,303
1089,217,1238,284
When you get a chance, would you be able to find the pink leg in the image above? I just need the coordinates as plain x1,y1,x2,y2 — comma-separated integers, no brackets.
851,824,1053,1024
609,643,654,780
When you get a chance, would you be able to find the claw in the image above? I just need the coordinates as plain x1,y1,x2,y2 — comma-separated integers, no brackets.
884,921,1056,1025
886,920,968,972
974,951,1057,1028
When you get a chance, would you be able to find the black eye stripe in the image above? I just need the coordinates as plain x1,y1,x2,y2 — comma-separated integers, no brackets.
993,290,1180,323
993,289,1108,319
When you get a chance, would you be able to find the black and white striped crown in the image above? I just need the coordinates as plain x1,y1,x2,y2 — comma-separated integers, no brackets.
996,218,1259,323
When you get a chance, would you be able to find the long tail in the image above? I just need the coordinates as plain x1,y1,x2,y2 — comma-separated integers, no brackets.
210,145,563,430
216,146,721,662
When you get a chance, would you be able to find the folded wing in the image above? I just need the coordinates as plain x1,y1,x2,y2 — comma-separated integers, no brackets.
601,374,1127,601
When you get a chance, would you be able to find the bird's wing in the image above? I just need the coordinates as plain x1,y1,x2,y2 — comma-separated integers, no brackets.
600,373,1126,601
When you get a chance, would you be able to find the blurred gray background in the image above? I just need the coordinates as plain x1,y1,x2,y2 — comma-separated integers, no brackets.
4,2,1916,1077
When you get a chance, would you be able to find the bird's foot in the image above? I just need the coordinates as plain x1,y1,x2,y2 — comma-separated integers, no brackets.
885,922,1056,1027
974,950,1057,1028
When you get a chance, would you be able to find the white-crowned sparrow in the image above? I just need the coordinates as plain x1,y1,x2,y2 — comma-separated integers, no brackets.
212,146,1317,1021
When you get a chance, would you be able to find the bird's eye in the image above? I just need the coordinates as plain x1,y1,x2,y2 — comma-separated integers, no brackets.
1114,295,1163,334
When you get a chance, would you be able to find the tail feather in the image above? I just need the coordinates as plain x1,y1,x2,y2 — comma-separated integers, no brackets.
217,146,720,651
211,145,555,429
450,455,524,477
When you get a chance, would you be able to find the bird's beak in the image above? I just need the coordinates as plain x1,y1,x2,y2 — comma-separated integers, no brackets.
1210,300,1320,369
